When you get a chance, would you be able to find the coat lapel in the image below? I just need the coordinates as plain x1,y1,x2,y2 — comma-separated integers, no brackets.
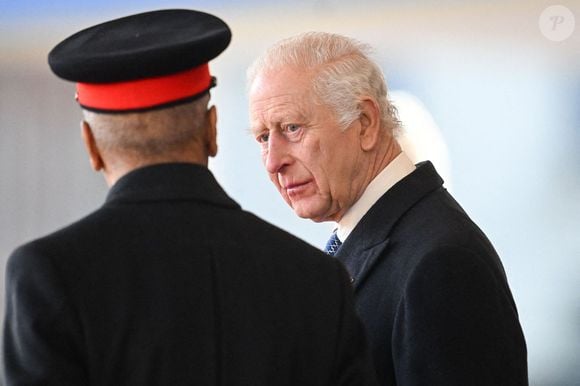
347,238,391,290
336,161,444,292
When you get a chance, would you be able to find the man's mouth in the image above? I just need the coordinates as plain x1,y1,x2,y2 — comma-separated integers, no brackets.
284,180,312,197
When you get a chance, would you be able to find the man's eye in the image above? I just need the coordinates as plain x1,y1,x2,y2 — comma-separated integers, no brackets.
286,124,301,132
257,132,269,143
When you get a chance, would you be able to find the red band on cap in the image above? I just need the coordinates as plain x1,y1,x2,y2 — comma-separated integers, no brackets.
76,63,211,111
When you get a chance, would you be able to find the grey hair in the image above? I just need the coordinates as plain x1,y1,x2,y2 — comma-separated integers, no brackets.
247,32,400,134
82,95,210,157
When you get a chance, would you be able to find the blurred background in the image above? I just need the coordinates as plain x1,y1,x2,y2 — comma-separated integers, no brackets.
1,0,579,384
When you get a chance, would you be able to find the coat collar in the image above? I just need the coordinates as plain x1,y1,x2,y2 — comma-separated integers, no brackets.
105,163,240,210
335,161,443,291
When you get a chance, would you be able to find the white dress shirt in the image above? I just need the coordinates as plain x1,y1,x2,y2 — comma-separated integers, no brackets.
336,152,416,243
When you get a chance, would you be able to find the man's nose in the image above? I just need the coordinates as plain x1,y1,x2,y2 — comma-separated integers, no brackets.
264,131,292,174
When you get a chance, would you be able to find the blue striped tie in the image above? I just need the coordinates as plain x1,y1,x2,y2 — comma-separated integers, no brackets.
324,231,342,256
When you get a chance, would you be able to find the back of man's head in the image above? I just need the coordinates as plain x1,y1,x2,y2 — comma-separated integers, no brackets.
82,95,210,163
47,9,230,185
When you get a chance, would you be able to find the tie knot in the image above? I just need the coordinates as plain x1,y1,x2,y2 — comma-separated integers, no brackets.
324,231,342,256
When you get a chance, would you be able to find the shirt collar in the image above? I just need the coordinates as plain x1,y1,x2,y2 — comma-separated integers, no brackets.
336,152,416,242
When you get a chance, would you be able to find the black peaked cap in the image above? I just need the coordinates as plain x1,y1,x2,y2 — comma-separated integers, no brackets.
48,9,231,83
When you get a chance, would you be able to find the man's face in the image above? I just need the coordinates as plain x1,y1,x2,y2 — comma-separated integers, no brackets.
249,68,367,223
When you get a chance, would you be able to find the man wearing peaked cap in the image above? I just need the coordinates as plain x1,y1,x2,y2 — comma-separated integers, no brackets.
2,10,378,385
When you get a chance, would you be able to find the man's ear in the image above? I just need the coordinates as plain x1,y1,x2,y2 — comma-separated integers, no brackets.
206,105,218,158
81,121,104,171
358,98,382,151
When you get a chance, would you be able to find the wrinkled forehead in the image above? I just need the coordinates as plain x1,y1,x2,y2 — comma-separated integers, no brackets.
249,68,316,124
249,66,314,101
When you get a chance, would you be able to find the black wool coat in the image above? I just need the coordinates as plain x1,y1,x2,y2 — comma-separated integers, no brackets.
2,163,377,386
336,162,528,386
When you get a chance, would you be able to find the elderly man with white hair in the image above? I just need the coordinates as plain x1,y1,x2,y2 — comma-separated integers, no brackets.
248,32,528,385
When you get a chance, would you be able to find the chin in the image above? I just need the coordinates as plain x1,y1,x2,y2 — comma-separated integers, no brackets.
292,206,328,223
290,197,334,222
292,206,315,221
